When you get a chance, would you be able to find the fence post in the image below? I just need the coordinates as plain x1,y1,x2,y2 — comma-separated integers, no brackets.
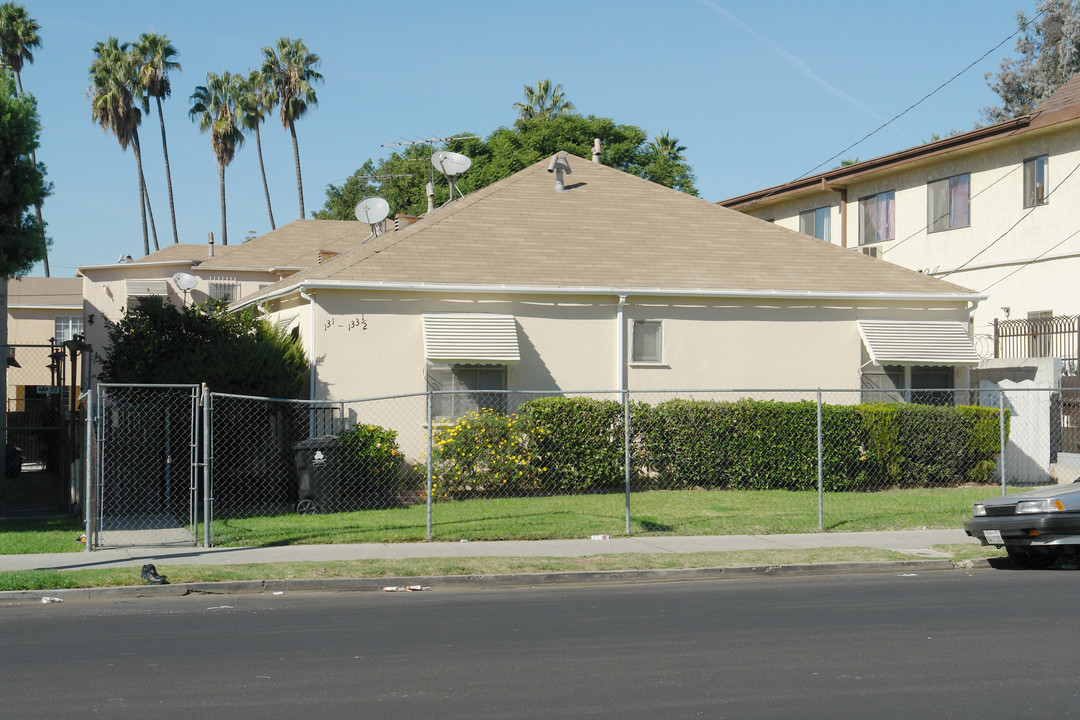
999,389,1007,496
83,389,93,552
624,388,631,535
817,389,823,531
426,390,433,541
203,385,212,547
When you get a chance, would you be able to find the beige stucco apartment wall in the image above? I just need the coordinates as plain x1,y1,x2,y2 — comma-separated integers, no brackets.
740,123,1080,345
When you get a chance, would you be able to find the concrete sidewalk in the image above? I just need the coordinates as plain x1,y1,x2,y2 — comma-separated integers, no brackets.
0,529,978,573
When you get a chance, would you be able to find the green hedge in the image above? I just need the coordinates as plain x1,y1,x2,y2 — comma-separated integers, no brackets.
427,398,1007,497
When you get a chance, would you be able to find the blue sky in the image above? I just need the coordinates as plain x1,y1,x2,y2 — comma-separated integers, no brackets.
19,0,1036,276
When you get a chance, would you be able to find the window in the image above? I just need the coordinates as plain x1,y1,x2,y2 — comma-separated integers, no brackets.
1023,155,1048,208
859,191,895,244
927,173,970,232
427,364,507,419
1028,310,1053,357
798,206,831,242
632,320,662,364
209,280,241,302
54,316,83,343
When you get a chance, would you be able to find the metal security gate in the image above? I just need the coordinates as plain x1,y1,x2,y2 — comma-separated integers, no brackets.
89,384,200,548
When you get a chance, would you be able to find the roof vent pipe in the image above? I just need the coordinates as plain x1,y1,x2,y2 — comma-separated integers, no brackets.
592,138,601,163
207,232,215,258
548,153,572,192
426,182,435,213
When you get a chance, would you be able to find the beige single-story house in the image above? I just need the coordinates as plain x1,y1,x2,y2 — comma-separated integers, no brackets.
235,153,984,410
5,276,84,408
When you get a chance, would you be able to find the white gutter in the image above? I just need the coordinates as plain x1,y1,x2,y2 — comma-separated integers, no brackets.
299,288,317,402
76,260,199,274
8,304,83,311
234,279,986,311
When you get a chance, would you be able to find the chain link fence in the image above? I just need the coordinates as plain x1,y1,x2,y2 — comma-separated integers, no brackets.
86,383,1077,547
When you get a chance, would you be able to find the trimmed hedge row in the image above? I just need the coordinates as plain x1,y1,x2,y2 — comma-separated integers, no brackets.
427,397,1007,497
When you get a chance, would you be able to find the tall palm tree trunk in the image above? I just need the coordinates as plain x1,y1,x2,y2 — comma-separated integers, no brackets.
133,132,159,251
131,135,150,256
289,122,305,219
15,71,50,276
218,163,228,245
155,96,179,244
255,125,275,229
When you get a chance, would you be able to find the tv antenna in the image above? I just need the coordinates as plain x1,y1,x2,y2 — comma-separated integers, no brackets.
380,134,479,148
355,196,391,242
172,272,198,305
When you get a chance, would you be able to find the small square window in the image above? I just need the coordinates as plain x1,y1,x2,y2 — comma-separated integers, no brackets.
1023,155,1048,208
798,206,831,242
632,320,662,363
54,316,84,343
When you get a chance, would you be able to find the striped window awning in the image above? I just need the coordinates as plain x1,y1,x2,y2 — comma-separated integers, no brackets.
125,279,168,297
857,319,980,367
422,313,520,364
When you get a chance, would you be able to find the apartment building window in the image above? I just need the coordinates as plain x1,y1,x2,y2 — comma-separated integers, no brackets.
54,316,83,343
927,173,970,232
632,320,663,364
1023,155,1048,208
799,206,831,242
859,191,895,245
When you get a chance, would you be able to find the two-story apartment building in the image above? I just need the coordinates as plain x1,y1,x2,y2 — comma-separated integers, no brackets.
721,73,1080,374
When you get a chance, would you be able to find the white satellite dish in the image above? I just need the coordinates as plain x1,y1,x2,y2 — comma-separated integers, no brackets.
431,151,472,205
431,151,472,177
354,196,390,225
172,272,198,291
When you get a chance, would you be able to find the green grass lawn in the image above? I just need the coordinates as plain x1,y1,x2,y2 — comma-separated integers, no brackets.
1,485,1002,554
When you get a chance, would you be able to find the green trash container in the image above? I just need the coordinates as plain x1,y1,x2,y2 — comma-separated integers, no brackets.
293,436,342,514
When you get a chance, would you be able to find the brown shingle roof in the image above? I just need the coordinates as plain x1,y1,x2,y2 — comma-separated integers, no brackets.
244,154,975,300
199,219,367,271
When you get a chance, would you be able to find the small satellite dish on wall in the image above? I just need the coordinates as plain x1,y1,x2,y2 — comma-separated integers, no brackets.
172,272,198,291
354,196,390,225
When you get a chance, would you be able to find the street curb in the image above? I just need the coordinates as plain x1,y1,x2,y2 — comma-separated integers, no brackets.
0,557,994,604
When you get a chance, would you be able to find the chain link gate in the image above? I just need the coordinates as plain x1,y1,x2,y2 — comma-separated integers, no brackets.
88,384,200,548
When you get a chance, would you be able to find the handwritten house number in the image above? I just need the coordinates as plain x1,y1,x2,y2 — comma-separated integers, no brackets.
325,315,368,331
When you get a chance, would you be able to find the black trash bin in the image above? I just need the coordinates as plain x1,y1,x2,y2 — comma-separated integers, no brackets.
293,436,342,514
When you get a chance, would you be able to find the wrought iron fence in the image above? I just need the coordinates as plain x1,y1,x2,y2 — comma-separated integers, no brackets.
994,315,1078,370
83,384,1078,547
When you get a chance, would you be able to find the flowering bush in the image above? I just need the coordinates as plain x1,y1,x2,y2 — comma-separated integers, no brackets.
430,409,543,498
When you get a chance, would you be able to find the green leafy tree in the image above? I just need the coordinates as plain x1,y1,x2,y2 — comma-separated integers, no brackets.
261,36,322,219
237,68,277,229
635,131,698,196
0,1,47,276
89,37,155,256
312,159,379,220
983,0,1080,122
513,78,575,120
0,67,48,276
189,71,244,245
98,296,306,397
132,32,181,244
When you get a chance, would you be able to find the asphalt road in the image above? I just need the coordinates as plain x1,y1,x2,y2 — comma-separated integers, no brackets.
2,570,1078,719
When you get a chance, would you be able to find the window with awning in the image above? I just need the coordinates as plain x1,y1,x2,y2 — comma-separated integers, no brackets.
421,313,520,364
857,319,979,367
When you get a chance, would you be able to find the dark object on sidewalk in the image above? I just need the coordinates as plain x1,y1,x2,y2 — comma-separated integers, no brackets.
141,564,168,585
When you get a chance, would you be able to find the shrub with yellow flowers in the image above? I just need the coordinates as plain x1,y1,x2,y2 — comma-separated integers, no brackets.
430,408,542,498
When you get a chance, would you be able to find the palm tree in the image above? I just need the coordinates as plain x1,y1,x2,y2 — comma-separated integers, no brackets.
261,36,322,219
514,79,575,120
132,33,181,244
649,131,686,163
89,37,152,256
0,1,48,275
237,68,277,229
189,71,244,245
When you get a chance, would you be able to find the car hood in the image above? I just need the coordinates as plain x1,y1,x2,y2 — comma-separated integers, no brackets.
978,482,1080,511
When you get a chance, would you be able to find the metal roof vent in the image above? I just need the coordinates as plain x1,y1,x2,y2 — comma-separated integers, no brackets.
548,152,572,192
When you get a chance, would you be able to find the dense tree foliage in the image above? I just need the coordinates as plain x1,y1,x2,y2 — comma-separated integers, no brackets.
983,0,1080,122
98,296,307,397
0,68,48,277
316,114,698,220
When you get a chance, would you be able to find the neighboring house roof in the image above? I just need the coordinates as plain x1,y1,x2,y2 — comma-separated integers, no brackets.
721,73,1080,210
198,219,365,273
239,153,978,306
6,277,83,309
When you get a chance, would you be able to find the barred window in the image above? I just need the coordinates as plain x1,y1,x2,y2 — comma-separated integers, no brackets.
209,280,241,302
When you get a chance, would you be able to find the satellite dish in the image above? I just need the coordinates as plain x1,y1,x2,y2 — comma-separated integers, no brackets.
172,272,198,291
431,151,472,177
354,196,390,225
